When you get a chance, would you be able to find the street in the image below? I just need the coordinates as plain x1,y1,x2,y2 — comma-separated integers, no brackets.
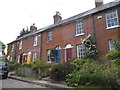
1,78,45,88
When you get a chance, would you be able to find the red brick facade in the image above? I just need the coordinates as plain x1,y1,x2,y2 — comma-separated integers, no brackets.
7,1,120,63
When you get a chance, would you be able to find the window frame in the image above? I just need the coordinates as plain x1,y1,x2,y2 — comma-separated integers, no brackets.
76,44,86,59
76,20,84,36
106,10,119,29
47,50,51,63
47,31,52,43
19,40,22,50
32,52,37,61
33,35,38,46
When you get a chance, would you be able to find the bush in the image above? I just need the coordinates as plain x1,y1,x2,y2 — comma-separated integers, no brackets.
66,59,120,88
102,62,120,88
50,63,73,81
31,60,48,69
7,61,22,71
66,60,105,87
22,62,31,68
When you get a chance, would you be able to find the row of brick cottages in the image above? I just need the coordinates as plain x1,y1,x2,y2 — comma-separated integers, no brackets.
7,0,120,64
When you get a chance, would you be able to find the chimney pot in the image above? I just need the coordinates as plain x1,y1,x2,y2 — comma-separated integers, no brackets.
95,0,103,7
30,23,37,32
53,11,62,24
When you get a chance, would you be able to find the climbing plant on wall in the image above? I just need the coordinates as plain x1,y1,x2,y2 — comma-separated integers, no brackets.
50,49,56,61
82,34,98,60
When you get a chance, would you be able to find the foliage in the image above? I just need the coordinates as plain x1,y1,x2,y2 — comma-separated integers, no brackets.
105,38,120,62
2,42,6,55
50,63,73,81
71,59,94,70
31,60,48,69
50,49,56,61
82,34,98,59
104,62,120,85
17,28,30,39
7,44,12,55
22,62,31,68
7,61,22,71
66,59,120,88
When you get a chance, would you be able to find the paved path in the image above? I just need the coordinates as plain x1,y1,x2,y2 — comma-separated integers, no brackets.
2,78,45,88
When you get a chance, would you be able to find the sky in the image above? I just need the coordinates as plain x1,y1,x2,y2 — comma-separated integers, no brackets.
0,0,114,46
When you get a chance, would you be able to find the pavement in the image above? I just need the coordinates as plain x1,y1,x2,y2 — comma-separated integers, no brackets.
8,72,72,88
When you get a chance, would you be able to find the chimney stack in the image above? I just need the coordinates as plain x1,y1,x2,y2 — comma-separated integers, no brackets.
53,11,62,24
95,0,103,7
30,23,37,32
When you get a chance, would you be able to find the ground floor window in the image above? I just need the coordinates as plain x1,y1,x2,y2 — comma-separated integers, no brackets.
109,39,120,51
32,52,37,61
18,55,20,63
77,44,86,59
47,50,51,63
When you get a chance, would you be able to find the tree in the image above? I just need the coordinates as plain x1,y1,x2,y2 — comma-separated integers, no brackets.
17,27,30,39
2,43,6,55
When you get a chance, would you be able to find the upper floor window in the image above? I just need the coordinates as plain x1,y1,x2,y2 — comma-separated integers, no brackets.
19,40,22,50
77,44,86,59
47,31,52,43
76,21,84,36
11,44,14,52
106,10,119,29
34,36,38,46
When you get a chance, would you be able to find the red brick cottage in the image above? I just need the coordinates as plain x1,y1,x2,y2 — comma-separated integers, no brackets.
7,0,120,63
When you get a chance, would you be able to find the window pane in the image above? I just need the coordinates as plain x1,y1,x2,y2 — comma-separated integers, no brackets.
77,44,85,59
106,11,119,28
76,21,84,35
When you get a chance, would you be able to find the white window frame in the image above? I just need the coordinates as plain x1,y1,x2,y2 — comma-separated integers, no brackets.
106,10,119,29
109,39,120,51
32,52,37,61
34,36,38,46
77,44,86,59
47,31,52,43
47,50,51,63
19,40,22,50
76,21,84,36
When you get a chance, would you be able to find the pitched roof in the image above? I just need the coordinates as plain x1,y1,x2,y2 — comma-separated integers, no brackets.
8,1,120,44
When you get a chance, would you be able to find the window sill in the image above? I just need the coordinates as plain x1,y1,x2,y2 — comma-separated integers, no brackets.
75,33,84,37
33,44,37,47
107,25,120,30
46,41,52,43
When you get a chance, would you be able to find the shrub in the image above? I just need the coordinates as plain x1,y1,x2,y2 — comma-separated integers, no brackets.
102,62,120,88
7,61,22,71
22,62,31,68
31,60,48,69
50,63,73,81
66,60,105,87
66,59,120,88
71,59,96,70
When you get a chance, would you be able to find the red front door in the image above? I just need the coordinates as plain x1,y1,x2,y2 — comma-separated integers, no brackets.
66,48,72,63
